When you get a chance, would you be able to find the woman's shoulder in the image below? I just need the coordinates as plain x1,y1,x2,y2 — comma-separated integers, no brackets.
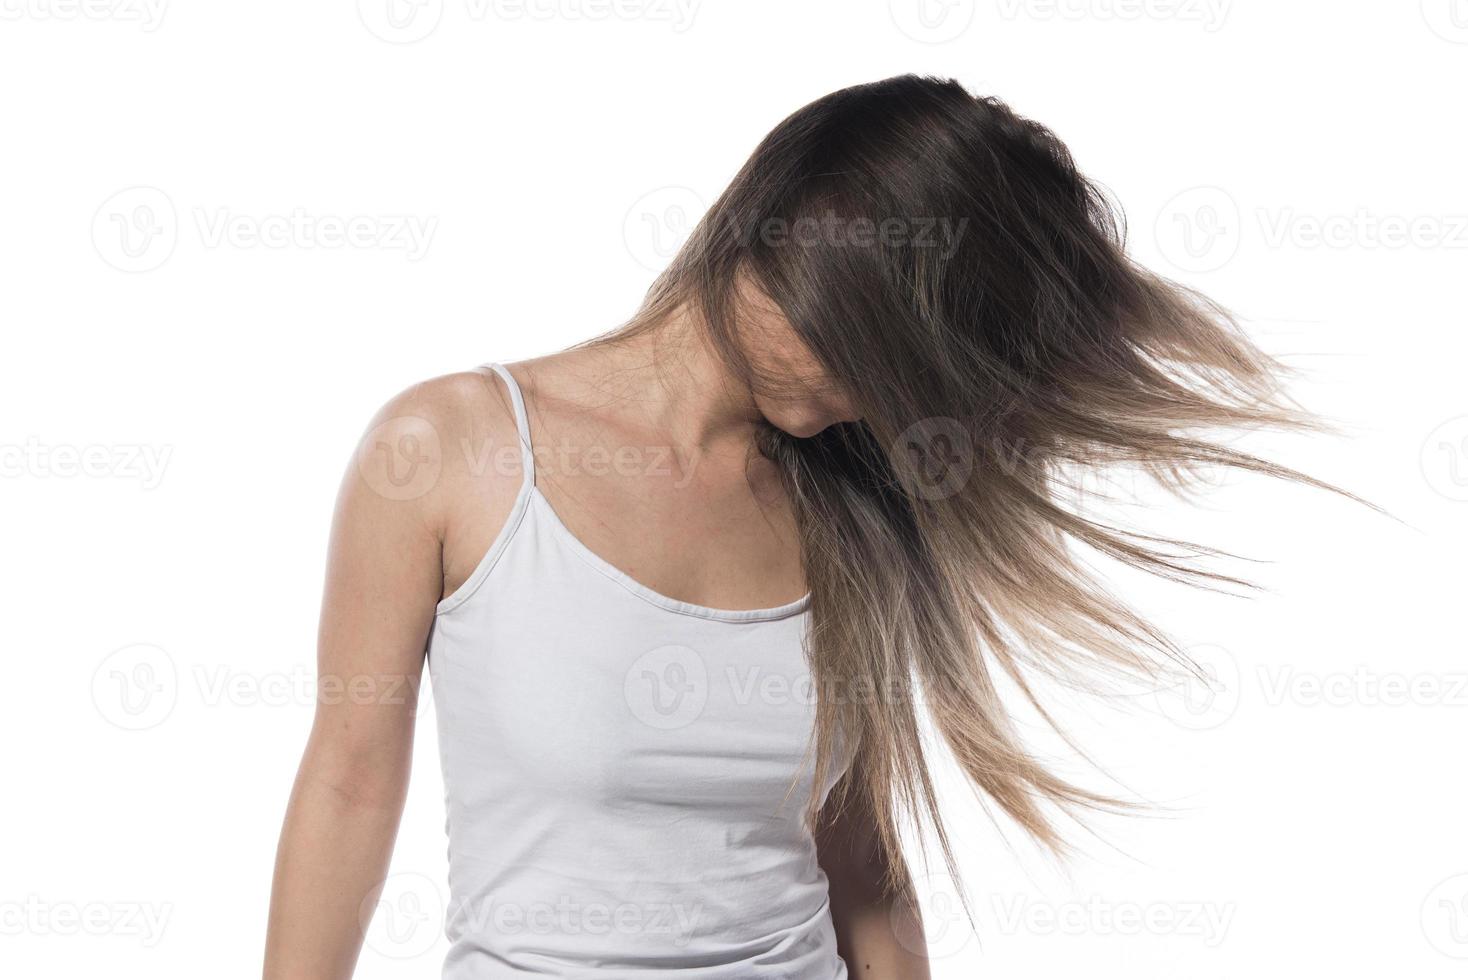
343,366,533,602
349,366,528,532
376,364,516,426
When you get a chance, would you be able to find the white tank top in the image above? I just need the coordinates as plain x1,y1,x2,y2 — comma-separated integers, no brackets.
426,364,850,978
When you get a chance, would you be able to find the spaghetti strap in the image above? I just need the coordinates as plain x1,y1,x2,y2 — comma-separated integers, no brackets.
486,362,535,488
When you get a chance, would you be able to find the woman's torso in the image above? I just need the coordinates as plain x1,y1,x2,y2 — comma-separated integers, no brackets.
426,362,849,978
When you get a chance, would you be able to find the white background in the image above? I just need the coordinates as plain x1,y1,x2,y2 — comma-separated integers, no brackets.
3,1,1466,977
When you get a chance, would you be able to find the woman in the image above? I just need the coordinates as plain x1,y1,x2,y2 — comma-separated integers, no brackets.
264,75,1317,978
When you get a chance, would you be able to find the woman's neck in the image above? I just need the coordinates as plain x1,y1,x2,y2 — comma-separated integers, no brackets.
536,312,765,461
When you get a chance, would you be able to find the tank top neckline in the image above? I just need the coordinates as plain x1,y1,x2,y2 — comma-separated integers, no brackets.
487,362,811,625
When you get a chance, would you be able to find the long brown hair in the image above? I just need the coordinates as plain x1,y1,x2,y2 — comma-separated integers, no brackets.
610,75,1334,896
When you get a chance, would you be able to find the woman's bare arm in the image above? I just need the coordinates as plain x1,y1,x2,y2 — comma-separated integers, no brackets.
817,781,933,980
263,399,448,979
